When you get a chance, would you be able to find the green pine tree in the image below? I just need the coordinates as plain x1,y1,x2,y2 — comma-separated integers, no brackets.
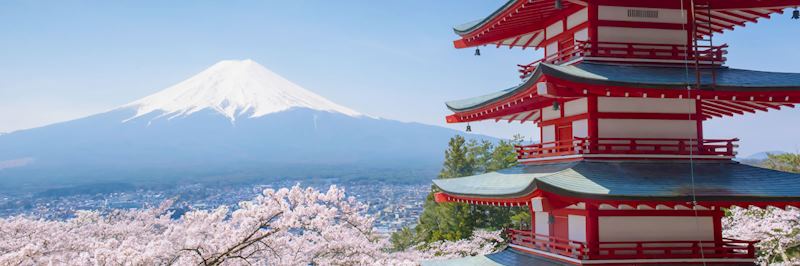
439,135,475,178
390,135,530,249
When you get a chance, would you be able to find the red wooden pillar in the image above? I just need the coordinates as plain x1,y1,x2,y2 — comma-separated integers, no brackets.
529,203,536,234
712,209,724,252
684,0,695,53
696,99,705,151
587,0,599,56
587,95,599,153
585,207,599,258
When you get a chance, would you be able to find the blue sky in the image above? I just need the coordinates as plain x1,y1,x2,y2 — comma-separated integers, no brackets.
0,1,798,157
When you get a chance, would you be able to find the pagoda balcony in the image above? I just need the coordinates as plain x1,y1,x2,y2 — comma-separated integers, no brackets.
507,229,757,261
514,137,738,162
518,41,728,78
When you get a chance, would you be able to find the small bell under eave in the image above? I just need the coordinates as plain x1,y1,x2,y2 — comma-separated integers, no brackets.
552,101,560,111
466,123,472,132
555,0,563,10
474,47,481,56
792,8,799,19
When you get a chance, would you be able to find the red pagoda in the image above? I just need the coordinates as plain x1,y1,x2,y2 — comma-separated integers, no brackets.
429,0,800,265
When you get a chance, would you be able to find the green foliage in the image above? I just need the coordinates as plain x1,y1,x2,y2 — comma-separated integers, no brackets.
391,135,529,249
762,153,800,173
510,210,532,230
755,152,800,263
389,226,418,251
439,135,475,179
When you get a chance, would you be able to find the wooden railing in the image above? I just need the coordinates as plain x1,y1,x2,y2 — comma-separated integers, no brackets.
517,41,728,78
594,238,758,260
507,229,757,261
514,137,738,160
507,229,588,259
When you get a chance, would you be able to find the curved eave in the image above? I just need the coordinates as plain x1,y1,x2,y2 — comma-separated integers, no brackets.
452,0,517,36
542,63,800,92
452,0,582,49
433,161,800,208
444,63,800,123
445,71,541,113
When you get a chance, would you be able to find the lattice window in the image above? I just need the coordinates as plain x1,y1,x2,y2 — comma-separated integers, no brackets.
627,9,659,18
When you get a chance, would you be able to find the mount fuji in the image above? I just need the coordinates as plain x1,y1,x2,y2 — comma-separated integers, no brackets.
0,60,481,192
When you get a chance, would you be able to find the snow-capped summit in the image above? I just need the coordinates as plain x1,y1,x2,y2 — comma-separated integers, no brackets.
0,59,490,191
123,59,361,122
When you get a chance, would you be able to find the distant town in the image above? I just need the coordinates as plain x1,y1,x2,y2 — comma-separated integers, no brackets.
0,181,429,233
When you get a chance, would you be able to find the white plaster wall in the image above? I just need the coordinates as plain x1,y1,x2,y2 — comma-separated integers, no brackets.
599,216,714,242
542,106,561,121
598,27,686,45
598,97,695,114
567,8,589,28
572,119,589,138
546,42,559,57
528,32,545,48
598,6,687,24
574,28,589,42
546,20,564,39
568,215,587,242
542,125,556,144
535,212,550,236
598,119,697,139
564,98,588,117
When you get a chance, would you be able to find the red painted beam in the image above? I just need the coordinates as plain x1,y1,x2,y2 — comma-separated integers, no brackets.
521,31,541,50
703,100,748,114
705,11,748,27
741,9,773,19
595,112,700,120
717,10,759,23
705,0,800,9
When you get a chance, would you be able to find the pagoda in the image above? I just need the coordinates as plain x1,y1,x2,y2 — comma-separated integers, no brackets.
430,0,800,265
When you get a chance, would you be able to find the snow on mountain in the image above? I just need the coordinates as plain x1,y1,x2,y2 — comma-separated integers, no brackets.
0,59,492,192
122,59,362,122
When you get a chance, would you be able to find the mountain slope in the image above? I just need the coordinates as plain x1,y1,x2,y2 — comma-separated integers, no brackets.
0,60,482,192
123,59,361,122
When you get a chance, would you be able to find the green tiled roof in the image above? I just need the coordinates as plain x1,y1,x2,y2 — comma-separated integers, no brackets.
422,248,567,266
547,63,800,90
434,161,800,202
445,62,800,112
445,70,540,112
452,0,516,35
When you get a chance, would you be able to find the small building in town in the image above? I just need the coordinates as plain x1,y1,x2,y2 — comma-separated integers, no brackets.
427,0,800,265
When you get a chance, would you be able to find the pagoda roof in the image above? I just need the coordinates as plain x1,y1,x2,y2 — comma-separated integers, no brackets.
446,62,800,113
433,160,800,203
452,0,795,50
422,248,565,266
452,0,580,49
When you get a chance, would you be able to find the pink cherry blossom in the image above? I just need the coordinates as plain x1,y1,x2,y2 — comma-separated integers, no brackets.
0,185,501,265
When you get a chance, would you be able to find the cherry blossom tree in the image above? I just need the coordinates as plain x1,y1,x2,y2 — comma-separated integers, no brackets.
724,206,800,265
0,185,502,266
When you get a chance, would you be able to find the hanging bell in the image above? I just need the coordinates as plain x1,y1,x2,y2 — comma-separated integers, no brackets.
552,101,560,111
554,0,563,10
792,8,799,19
474,47,481,56
466,123,472,132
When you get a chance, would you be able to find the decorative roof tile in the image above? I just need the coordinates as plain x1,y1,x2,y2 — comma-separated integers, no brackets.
434,161,800,202
445,63,800,112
